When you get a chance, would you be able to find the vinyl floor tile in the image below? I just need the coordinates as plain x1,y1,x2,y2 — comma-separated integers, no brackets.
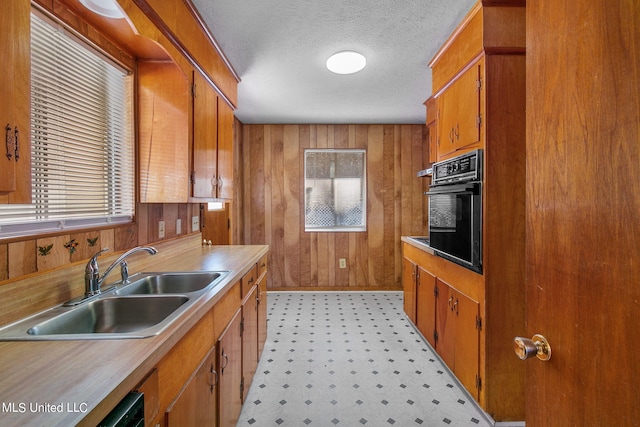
237,292,493,427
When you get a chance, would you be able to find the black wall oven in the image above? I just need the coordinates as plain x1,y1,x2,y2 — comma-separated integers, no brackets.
426,150,483,274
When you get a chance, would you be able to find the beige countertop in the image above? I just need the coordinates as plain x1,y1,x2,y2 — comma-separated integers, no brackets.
0,244,268,427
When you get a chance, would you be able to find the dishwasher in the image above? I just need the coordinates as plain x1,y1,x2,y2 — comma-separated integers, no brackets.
97,391,144,427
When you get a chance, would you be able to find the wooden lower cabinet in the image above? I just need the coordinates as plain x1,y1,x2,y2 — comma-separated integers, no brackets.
165,346,217,426
416,266,436,348
256,261,268,358
124,258,269,427
435,279,480,400
403,255,480,401
402,258,417,324
242,285,258,402
218,309,243,427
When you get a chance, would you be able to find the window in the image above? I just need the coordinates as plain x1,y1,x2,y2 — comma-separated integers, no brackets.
0,11,135,238
304,149,366,232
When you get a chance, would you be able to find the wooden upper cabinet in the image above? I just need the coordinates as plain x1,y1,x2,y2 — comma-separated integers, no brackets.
0,0,31,204
138,60,190,203
192,71,219,198
217,98,234,200
424,96,438,164
191,71,234,200
436,62,482,158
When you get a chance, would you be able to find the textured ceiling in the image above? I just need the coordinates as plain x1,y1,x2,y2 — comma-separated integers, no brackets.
189,0,477,124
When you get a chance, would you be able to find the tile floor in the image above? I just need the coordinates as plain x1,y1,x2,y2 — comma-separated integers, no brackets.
237,291,496,426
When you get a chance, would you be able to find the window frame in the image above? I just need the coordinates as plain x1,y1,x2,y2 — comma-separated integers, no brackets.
0,9,136,239
304,148,367,233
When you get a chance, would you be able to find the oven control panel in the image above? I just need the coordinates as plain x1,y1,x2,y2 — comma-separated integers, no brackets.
431,149,483,185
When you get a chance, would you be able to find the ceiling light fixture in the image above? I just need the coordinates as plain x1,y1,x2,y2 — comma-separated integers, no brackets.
79,0,126,19
326,51,366,75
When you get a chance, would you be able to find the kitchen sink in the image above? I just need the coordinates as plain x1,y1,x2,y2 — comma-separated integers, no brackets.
116,272,224,295
0,270,229,341
27,296,189,336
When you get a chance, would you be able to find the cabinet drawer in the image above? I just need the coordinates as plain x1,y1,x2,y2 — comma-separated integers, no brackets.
241,264,258,299
258,254,268,278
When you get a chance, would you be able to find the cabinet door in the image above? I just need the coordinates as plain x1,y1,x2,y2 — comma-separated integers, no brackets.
242,285,258,402
402,257,417,323
138,61,189,203
452,288,480,400
435,279,480,400
166,346,217,427
425,96,438,164
216,98,234,199
416,266,436,348
437,63,481,158
435,279,456,369
218,309,242,427
0,0,31,204
257,263,268,358
192,71,218,198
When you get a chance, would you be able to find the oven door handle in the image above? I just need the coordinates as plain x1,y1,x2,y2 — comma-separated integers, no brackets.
425,181,480,195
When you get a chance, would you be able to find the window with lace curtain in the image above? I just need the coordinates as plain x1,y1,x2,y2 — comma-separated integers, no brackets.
0,10,135,239
304,149,366,232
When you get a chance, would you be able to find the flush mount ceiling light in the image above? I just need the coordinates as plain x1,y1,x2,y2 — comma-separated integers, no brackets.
79,0,126,19
326,51,367,75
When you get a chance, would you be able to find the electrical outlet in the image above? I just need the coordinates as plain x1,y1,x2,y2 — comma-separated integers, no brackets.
191,216,200,232
176,219,182,235
339,258,347,269
158,221,165,239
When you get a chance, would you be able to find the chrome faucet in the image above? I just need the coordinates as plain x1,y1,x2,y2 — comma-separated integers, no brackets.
85,246,158,297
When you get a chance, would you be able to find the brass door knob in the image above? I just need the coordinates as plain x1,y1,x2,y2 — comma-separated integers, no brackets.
514,334,551,361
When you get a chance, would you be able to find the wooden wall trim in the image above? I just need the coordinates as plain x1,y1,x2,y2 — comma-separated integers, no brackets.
129,0,238,108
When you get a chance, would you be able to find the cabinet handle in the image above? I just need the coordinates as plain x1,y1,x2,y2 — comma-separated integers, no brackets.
218,176,223,191
209,364,218,392
14,126,19,160
453,123,459,141
448,128,454,144
453,298,459,315
221,351,229,372
448,296,454,311
211,176,218,191
5,124,12,160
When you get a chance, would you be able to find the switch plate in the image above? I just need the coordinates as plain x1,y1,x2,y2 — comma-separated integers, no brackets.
339,258,347,269
176,219,182,235
158,221,165,239
191,216,200,232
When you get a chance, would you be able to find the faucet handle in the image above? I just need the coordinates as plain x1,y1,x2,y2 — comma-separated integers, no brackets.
86,248,109,273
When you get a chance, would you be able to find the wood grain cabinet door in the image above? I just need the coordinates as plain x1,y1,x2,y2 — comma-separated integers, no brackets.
451,288,480,401
0,0,31,204
256,262,268,358
435,279,480,400
242,285,258,402
416,266,437,348
165,346,218,427
402,257,417,323
437,63,482,159
192,71,219,199
218,309,242,427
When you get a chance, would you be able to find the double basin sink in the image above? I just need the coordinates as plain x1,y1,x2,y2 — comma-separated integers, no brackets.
0,271,228,341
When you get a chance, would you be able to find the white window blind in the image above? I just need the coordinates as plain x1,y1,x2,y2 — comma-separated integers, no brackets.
0,11,135,238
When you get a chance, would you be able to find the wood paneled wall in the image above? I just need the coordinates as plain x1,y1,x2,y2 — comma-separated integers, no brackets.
242,124,427,290
0,203,199,281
